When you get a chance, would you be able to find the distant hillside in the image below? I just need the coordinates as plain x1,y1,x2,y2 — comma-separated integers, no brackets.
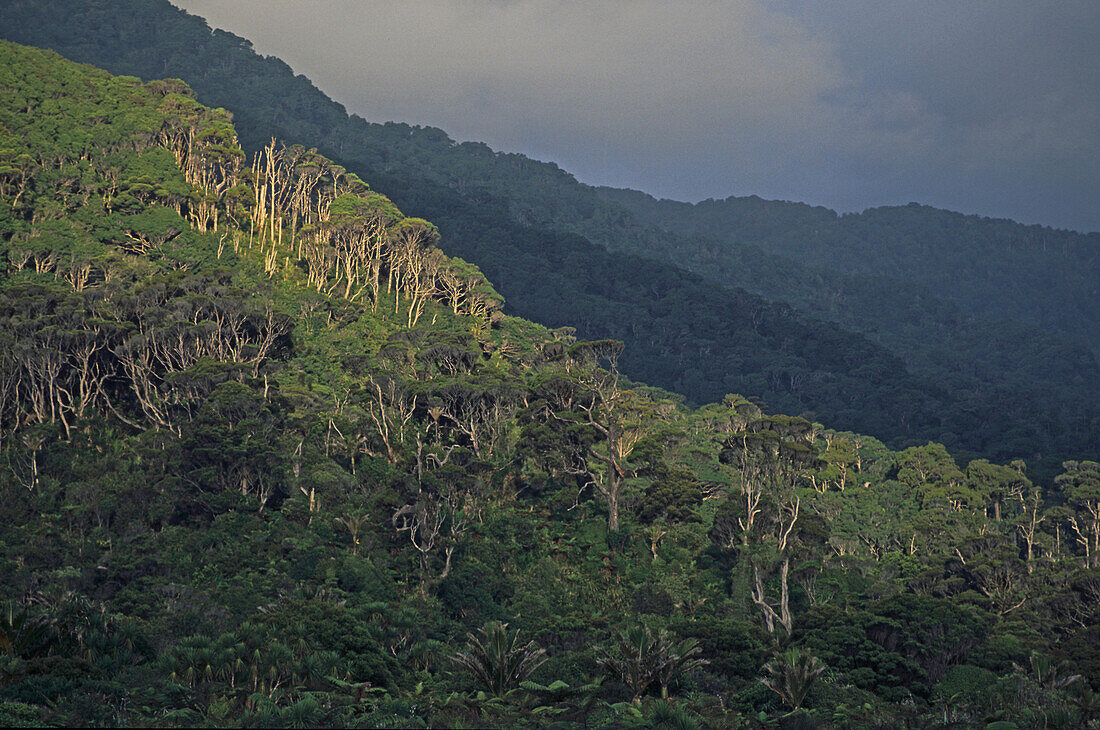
2,0,1096,477
597,189,1099,354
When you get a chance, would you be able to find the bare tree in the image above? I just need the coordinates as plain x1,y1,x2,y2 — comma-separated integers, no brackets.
563,340,653,532
362,376,417,464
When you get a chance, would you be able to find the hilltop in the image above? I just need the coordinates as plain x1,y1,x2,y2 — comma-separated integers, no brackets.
0,40,1097,728
1,0,1096,481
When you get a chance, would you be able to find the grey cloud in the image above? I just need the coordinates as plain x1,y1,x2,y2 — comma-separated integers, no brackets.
173,0,1098,230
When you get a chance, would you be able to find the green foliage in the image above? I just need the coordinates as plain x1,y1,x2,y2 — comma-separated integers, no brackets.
5,0,1095,477
0,702,42,728
933,664,999,712
597,624,707,702
0,31,1094,730
0,604,54,663
647,700,699,730
637,463,703,524
760,647,826,712
451,622,547,696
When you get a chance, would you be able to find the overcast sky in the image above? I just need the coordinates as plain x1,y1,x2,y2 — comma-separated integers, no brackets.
171,1,1098,232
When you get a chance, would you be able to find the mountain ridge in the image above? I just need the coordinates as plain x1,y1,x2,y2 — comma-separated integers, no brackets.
596,187,1098,352
0,37,1098,729
1,0,1095,477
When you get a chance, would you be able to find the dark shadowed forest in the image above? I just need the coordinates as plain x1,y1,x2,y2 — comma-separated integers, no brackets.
0,6,1097,728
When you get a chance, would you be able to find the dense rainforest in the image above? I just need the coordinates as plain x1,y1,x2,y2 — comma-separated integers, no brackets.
0,41,1098,729
1,0,1097,483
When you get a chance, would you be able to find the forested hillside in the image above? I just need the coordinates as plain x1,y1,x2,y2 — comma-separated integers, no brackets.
2,0,1097,481
0,41,1098,729
597,189,1098,353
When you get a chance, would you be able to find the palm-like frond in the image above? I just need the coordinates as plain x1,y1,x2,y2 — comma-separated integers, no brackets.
655,636,708,698
1012,651,1081,691
761,647,826,711
451,621,547,696
0,603,53,659
598,625,709,702
597,625,660,701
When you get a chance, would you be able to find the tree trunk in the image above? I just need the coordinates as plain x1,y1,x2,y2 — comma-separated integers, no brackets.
606,467,620,532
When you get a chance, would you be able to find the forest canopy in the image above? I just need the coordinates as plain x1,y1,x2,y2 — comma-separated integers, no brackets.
1,0,1096,484
0,37,1096,730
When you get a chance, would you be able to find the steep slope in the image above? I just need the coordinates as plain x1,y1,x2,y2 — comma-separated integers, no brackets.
2,0,1096,476
1,41,1098,729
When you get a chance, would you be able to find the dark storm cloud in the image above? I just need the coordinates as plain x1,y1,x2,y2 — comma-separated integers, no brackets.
172,1,1098,231
784,1,1100,228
